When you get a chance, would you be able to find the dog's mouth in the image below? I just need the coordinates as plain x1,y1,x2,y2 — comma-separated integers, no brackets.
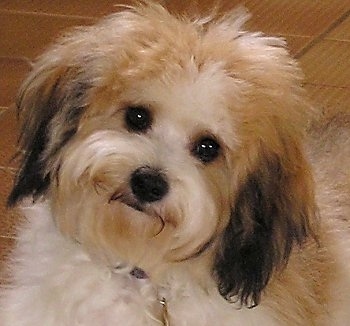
109,192,143,212
109,191,166,236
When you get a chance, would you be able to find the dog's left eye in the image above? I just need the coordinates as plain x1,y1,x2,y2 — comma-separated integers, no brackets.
124,106,152,132
192,137,221,163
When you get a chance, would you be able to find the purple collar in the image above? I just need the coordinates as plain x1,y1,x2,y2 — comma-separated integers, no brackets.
130,267,148,279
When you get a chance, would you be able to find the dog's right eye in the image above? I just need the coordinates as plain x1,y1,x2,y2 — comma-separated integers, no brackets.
124,106,152,132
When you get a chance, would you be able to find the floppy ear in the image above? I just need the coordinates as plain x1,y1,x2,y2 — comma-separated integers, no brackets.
214,135,317,308
7,57,89,206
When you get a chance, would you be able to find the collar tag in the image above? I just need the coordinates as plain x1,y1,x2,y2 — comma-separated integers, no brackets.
159,297,170,326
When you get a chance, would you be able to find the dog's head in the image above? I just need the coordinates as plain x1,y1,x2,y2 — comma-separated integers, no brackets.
9,3,317,307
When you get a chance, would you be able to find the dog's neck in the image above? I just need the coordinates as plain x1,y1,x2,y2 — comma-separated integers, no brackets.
126,260,214,326
108,246,215,325
117,265,170,325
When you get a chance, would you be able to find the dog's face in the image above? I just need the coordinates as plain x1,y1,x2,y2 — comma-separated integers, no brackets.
51,64,236,268
9,4,317,307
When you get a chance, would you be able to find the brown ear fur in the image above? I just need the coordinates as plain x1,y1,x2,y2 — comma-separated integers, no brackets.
214,131,317,307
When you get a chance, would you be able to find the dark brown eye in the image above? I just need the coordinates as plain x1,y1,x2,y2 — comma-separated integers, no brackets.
192,137,221,163
125,106,152,132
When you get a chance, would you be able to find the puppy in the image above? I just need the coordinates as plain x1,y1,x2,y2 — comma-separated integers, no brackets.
1,3,350,325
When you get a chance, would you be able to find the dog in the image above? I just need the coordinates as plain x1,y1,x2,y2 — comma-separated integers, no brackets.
1,3,350,325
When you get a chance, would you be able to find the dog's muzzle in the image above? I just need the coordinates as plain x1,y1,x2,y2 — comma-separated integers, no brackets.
130,166,169,203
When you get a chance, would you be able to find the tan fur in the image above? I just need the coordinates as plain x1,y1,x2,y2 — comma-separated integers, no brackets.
3,3,350,325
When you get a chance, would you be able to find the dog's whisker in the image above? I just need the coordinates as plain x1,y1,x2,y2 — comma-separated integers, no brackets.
152,213,165,237
109,191,123,203
92,179,111,197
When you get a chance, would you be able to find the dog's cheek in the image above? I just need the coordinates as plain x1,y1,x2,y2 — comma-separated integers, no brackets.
51,174,168,265
162,163,232,263
49,136,168,264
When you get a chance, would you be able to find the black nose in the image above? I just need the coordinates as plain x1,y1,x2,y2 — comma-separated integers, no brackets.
130,167,169,203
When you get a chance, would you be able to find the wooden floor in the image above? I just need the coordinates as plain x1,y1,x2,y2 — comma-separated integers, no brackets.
0,1,350,281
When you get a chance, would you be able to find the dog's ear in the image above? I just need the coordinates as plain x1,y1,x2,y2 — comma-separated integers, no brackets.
214,135,317,307
8,55,89,206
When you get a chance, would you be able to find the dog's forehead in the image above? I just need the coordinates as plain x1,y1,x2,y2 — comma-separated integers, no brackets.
122,63,239,147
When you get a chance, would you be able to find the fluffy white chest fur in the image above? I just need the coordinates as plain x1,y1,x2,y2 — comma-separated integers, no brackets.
2,203,278,326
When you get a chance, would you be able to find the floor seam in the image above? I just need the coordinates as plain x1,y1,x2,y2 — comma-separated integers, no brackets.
0,8,96,21
294,8,350,59
303,83,350,90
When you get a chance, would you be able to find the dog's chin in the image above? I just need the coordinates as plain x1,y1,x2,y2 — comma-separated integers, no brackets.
106,194,216,272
